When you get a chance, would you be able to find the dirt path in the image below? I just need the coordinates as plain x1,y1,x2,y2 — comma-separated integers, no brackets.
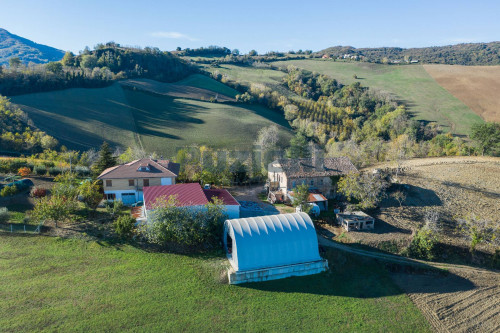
318,236,500,333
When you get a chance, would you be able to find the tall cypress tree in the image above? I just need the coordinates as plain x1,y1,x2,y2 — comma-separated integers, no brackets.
92,142,116,177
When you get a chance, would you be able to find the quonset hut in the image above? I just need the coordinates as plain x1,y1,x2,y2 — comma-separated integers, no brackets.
223,212,328,284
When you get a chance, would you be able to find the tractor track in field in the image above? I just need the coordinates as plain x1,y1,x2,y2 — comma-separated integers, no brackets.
318,235,500,333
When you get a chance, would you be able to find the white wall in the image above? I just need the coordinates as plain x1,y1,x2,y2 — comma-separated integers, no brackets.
104,189,138,201
225,205,240,219
161,177,173,185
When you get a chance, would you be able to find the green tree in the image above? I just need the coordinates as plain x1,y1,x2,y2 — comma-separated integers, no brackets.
46,62,63,74
92,142,117,177
470,122,500,156
292,184,312,214
79,180,103,213
338,172,388,209
286,131,310,158
80,54,98,69
248,50,258,56
30,195,77,228
9,57,21,69
61,51,75,66
40,135,58,149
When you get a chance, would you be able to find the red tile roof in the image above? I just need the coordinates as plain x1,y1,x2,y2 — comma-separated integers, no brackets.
144,183,207,209
98,158,180,179
203,189,240,206
144,183,239,209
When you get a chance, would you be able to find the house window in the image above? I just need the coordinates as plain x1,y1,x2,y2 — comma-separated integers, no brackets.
320,179,324,185
106,193,116,200
128,179,134,186
310,180,314,186
106,180,112,187
292,181,296,188
143,179,149,187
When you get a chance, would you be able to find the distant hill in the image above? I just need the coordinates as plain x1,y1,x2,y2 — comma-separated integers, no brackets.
316,42,500,65
0,28,64,66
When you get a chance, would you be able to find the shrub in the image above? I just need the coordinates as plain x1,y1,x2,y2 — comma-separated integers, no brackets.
43,161,55,168
106,200,124,218
143,196,227,248
48,167,62,176
406,228,438,260
33,165,47,175
114,215,136,237
0,185,18,197
0,207,8,222
30,186,47,198
75,166,91,177
18,167,31,177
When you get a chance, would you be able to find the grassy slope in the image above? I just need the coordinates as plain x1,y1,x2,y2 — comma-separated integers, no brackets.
0,235,431,332
11,75,292,156
271,60,484,136
176,73,239,98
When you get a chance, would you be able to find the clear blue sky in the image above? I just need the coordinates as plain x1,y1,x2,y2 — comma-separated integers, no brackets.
2,0,499,53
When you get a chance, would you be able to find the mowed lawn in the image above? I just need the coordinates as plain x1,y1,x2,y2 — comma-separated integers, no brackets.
11,75,292,156
271,60,484,136
0,235,431,332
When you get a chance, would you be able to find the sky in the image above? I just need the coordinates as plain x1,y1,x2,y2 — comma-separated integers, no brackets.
2,0,499,54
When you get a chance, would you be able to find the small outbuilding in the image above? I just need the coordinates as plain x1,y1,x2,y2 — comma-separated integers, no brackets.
224,212,328,284
337,211,375,231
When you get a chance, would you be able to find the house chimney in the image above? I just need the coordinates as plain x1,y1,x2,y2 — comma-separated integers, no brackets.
312,145,324,170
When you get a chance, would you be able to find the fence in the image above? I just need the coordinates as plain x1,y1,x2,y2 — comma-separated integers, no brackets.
0,222,44,234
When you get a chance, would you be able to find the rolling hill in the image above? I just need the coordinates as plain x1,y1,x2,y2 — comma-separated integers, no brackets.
316,42,500,65
11,75,292,156
0,28,64,66
270,60,484,136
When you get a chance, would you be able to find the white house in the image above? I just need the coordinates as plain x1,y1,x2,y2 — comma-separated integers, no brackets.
97,158,180,205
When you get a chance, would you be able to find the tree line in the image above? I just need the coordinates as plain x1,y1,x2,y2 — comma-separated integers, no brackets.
0,44,196,96
315,42,500,65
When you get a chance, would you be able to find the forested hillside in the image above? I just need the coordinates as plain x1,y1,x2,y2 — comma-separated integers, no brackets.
0,28,64,66
316,42,500,65
0,95,57,153
0,43,196,95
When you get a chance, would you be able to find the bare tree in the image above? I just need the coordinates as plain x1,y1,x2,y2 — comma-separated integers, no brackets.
255,125,279,152
391,190,406,207
457,215,499,252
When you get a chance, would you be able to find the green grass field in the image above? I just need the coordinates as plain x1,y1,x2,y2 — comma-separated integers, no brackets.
271,60,484,136
11,75,292,156
0,234,431,332
176,73,239,98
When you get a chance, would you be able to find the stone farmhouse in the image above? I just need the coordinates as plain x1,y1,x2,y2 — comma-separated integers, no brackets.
267,155,358,203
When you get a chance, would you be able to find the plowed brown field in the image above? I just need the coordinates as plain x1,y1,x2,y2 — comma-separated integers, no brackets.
424,64,500,122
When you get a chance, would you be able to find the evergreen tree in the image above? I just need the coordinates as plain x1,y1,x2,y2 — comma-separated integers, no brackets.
286,131,310,158
92,142,116,177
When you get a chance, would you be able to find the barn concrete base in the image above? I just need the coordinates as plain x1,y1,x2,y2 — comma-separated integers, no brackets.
227,260,328,284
